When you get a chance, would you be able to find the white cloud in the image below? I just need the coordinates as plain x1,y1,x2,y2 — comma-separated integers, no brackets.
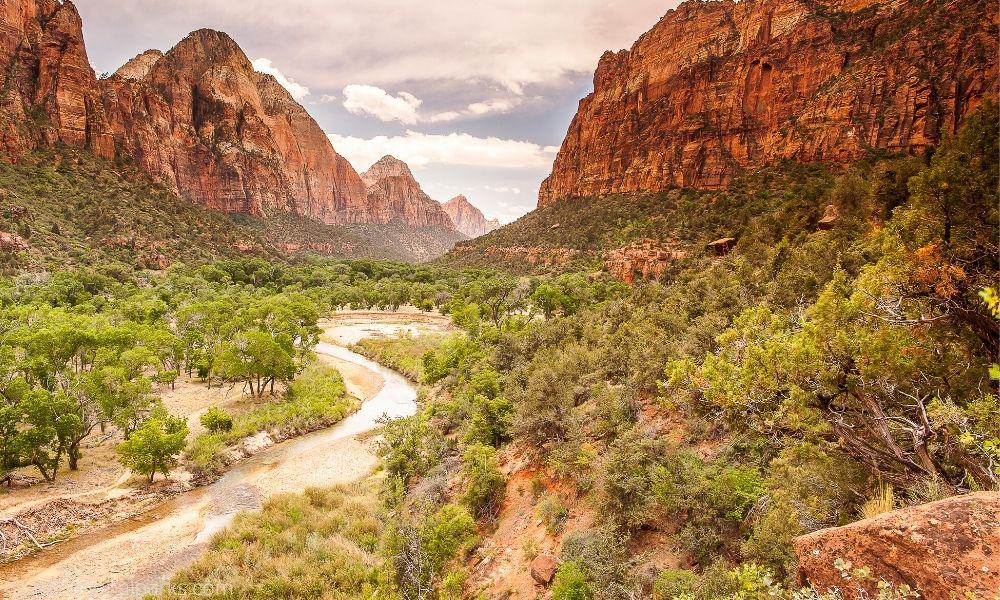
342,84,422,124
343,86,523,124
328,130,558,172
251,58,309,100
468,98,519,116
317,94,338,103
483,185,522,194
83,1,680,111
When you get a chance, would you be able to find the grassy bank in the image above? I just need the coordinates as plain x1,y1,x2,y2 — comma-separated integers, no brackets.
186,363,359,472
150,479,384,599
350,333,450,382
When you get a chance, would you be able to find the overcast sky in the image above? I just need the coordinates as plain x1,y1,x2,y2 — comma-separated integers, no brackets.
76,1,680,223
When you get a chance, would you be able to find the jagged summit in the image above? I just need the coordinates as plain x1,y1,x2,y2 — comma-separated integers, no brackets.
362,155,416,186
442,195,500,238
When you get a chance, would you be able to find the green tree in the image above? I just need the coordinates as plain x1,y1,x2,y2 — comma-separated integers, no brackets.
460,443,506,519
552,561,593,600
116,411,188,483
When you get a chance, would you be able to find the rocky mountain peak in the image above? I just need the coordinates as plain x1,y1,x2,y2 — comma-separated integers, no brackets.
112,49,163,81
362,155,415,186
442,195,500,238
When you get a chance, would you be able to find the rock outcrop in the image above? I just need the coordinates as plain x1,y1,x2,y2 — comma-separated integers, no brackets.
604,239,687,283
361,156,457,228
794,492,1000,599
442,195,501,238
539,0,999,206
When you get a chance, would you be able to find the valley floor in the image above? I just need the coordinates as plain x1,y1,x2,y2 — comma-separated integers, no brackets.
0,311,448,600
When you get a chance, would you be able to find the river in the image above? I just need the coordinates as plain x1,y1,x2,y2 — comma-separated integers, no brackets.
0,315,433,599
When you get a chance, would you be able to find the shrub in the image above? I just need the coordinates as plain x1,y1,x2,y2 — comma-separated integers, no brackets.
460,443,506,519
859,483,895,520
552,560,593,600
598,427,666,531
537,493,569,535
200,406,233,433
652,569,698,600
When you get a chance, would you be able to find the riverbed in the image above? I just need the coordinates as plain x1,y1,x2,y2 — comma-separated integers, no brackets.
0,312,442,599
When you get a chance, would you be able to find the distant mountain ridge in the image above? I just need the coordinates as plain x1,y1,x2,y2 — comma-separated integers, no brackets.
442,195,500,238
0,0,465,259
539,0,998,205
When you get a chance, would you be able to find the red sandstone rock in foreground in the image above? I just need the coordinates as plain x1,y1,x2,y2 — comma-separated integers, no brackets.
361,156,458,228
794,492,1000,599
442,195,501,238
539,0,999,206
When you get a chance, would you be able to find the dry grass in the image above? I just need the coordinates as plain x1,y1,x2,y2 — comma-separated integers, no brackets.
859,483,895,520
151,479,385,599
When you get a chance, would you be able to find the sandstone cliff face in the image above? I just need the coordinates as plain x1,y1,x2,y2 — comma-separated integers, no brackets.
0,0,113,159
101,29,368,222
794,492,1000,599
0,1,374,226
442,195,500,238
539,0,999,205
361,156,457,228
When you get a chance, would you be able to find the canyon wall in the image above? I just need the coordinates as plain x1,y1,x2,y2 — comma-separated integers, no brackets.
0,0,461,233
539,0,999,205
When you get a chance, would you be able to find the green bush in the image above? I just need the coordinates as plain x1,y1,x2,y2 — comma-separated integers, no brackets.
652,569,698,600
117,411,188,483
460,443,506,519
552,560,593,600
537,492,569,535
200,406,233,433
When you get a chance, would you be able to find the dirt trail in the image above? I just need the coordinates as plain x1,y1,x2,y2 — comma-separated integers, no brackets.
0,311,446,600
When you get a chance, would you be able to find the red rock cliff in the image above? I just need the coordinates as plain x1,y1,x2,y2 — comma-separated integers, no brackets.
442,195,500,238
0,1,372,225
0,0,113,159
539,0,999,206
361,156,458,228
101,29,368,222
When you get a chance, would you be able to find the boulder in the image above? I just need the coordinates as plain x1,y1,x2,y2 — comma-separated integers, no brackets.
530,554,558,585
794,492,1000,599
0,232,28,252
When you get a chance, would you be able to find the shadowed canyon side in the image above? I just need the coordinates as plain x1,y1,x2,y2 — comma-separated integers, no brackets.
442,195,500,238
538,0,999,206
361,155,458,229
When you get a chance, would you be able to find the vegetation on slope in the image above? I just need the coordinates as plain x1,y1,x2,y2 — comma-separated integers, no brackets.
0,149,466,273
378,103,998,597
152,480,385,599
6,104,994,599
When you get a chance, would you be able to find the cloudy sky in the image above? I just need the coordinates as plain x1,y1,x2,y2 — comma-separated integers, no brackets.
76,1,679,223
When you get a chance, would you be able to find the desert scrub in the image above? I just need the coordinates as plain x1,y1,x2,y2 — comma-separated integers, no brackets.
351,331,448,381
150,480,384,599
186,363,359,472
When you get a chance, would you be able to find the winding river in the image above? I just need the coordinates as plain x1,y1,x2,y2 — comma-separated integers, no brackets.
0,315,431,599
